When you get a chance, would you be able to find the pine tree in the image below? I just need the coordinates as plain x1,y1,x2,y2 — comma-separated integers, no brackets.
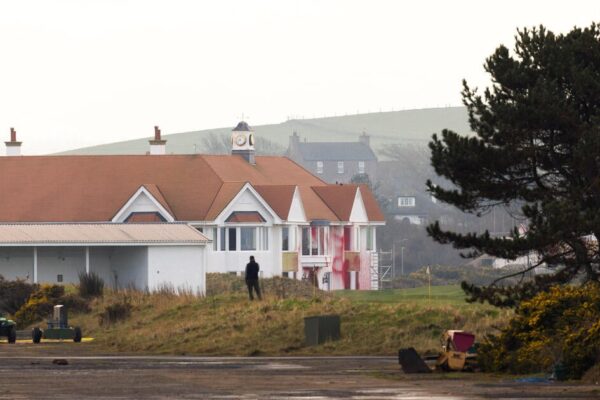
428,24,600,307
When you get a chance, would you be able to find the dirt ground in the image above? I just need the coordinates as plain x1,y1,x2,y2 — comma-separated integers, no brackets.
0,342,599,399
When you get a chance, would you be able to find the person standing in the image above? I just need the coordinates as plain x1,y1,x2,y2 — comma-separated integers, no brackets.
245,255,262,300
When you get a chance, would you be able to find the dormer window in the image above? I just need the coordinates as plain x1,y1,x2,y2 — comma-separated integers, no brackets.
398,196,416,207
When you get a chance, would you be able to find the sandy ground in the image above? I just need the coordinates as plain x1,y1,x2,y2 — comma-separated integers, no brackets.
0,342,599,399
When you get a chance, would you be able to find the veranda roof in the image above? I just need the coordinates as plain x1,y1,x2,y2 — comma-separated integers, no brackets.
0,223,209,246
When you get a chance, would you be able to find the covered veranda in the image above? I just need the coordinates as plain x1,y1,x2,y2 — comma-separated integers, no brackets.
0,223,209,294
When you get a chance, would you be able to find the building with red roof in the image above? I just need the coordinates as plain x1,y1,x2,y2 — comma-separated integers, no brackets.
0,123,385,292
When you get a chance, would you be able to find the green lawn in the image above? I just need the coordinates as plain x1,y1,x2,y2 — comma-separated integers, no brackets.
334,285,472,306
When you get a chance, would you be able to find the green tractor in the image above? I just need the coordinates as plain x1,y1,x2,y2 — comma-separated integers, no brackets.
0,315,17,344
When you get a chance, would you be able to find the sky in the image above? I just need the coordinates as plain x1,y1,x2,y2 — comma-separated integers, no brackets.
0,0,598,154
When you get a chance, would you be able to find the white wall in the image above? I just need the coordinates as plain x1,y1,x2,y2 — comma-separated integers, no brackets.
0,247,34,282
147,246,205,295
111,247,148,289
90,247,115,288
37,247,86,284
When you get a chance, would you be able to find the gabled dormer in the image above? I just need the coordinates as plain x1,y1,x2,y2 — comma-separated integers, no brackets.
112,184,175,223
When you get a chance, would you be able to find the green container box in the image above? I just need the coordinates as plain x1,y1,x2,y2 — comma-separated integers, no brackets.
43,328,75,340
304,315,340,346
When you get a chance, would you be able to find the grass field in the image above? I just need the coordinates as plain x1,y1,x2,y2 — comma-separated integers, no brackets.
68,277,510,356
334,285,470,306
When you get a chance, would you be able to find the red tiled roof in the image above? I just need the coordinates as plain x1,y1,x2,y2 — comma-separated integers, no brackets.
142,184,175,218
225,211,266,223
312,185,358,221
204,182,246,220
358,184,386,222
254,185,296,220
0,154,384,223
125,212,165,222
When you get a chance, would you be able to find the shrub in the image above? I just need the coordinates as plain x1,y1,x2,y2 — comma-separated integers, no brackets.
99,298,132,326
479,283,600,379
14,284,65,327
0,275,38,315
78,271,105,298
61,293,91,314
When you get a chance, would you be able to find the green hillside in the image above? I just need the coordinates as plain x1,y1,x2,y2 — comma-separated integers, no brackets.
59,107,471,157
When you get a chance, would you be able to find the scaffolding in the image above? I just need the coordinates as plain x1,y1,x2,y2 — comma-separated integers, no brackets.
371,250,393,290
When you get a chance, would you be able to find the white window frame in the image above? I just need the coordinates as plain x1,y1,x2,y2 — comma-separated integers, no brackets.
316,161,324,174
398,196,416,207
301,226,328,256
358,161,365,174
337,161,344,174
218,226,269,252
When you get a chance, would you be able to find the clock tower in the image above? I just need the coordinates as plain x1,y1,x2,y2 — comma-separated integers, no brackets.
231,121,256,165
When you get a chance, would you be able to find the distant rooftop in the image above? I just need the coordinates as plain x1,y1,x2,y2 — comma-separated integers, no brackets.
296,141,377,161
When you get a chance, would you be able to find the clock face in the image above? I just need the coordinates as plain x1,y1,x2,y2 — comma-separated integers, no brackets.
235,134,247,146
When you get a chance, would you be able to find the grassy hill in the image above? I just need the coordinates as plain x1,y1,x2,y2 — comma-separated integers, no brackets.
69,275,510,356
59,107,471,158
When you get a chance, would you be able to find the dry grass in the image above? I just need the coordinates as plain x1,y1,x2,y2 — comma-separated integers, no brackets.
70,276,511,356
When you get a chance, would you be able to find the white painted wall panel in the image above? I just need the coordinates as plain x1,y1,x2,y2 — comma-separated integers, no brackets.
37,247,85,284
111,247,148,289
0,247,34,282
147,246,205,295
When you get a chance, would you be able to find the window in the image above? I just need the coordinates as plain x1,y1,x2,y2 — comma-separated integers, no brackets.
220,228,226,251
344,226,352,251
316,161,323,174
228,227,237,251
337,161,344,174
358,161,365,174
302,226,328,255
212,228,218,251
302,227,310,255
366,227,375,251
398,196,416,207
282,227,289,251
240,227,256,250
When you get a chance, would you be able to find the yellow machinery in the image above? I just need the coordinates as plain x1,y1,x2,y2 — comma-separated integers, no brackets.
398,330,476,373
436,330,475,371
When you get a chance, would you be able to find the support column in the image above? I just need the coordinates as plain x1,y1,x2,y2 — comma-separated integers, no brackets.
85,246,90,274
33,246,38,283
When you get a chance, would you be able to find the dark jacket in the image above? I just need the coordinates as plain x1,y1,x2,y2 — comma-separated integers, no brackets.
245,261,260,280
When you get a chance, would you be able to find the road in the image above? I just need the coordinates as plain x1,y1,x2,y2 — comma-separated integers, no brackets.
0,343,598,399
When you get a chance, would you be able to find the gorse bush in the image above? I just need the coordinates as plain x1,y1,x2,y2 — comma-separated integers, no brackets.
78,271,105,298
479,283,600,379
14,284,65,327
0,275,38,315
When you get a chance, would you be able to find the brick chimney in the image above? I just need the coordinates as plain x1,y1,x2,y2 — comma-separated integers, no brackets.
149,126,166,155
359,131,370,146
5,128,22,156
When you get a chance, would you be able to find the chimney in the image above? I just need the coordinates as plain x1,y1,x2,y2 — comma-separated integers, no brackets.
289,130,300,147
5,128,22,156
359,131,370,147
149,125,166,155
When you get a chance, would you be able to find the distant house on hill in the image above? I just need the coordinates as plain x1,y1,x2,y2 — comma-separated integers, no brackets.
287,132,377,183
389,193,439,225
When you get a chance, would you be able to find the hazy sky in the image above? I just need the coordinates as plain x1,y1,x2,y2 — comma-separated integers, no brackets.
0,0,598,154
